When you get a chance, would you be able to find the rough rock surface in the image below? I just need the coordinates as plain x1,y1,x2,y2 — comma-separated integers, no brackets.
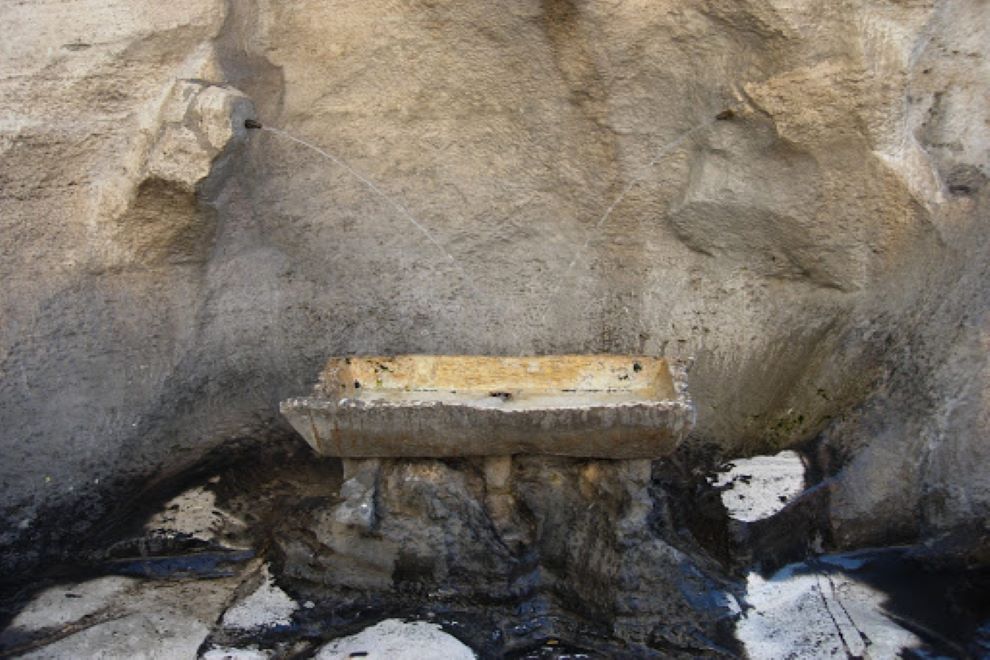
3,449,984,658
1,0,988,571
273,456,741,655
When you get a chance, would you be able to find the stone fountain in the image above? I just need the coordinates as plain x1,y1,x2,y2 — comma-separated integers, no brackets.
280,355,693,459
278,355,740,654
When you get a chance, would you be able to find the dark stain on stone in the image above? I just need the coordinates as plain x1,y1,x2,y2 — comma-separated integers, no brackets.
538,0,620,191
945,164,986,196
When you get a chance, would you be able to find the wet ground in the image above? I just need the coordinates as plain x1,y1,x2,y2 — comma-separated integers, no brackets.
1,444,988,658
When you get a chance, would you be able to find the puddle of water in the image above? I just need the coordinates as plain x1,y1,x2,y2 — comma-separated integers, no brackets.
1,571,246,659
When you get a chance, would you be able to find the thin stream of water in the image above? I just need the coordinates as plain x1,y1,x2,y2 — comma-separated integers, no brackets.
261,126,483,306
262,114,724,346
537,116,719,330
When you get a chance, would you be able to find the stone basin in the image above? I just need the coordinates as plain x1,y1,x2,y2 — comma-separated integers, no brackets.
280,355,693,458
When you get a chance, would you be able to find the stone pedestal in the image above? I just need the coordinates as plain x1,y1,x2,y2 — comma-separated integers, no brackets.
275,455,740,655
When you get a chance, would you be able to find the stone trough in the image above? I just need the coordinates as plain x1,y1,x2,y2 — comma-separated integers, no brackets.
273,356,722,644
279,355,693,459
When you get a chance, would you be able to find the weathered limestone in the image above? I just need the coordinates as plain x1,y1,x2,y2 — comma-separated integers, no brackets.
280,355,693,458
0,0,988,573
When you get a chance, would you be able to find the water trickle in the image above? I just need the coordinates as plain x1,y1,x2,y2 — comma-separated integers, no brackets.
538,115,721,330
258,110,730,345
260,126,479,301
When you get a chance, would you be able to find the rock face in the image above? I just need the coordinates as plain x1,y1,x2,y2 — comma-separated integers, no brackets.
1,0,988,571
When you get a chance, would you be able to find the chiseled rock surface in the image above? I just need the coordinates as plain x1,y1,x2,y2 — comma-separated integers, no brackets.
1,0,988,572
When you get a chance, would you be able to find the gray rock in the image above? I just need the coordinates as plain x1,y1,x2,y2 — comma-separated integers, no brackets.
275,456,741,654
1,0,988,574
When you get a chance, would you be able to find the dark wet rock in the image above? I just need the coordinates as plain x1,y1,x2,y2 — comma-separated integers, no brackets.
99,546,255,580
650,442,738,570
270,456,741,656
5,447,990,658
945,163,987,196
820,548,990,658
904,523,990,571
729,483,832,574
